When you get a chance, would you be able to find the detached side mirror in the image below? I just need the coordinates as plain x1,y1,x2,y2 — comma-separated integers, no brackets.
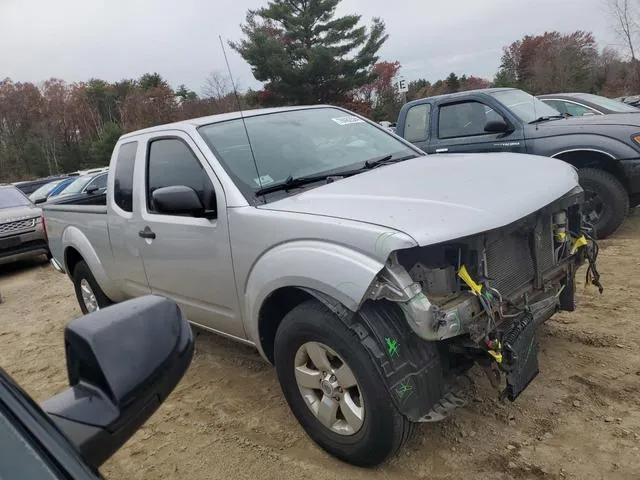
152,185,216,219
41,295,194,468
484,119,512,133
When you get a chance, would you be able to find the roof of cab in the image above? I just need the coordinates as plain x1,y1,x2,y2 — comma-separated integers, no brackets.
402,87,516,109
120,105,335,139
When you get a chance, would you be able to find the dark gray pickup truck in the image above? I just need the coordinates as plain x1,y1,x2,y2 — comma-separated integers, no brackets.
395,87,640,238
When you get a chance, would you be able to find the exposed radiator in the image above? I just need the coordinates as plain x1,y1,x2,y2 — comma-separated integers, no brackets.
485,214,555,296
485,232,535,295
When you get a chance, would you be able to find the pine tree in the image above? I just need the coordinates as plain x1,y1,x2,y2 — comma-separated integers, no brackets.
445,72,460,93
231,0,388,105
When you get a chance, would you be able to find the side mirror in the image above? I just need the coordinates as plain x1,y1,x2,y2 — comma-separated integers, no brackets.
152,185,215,219
484,119,512,133
85,186,99,194
41,295,194,468
33,197,46,204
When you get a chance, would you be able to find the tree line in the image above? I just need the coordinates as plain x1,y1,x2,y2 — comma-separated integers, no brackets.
2,0,639,182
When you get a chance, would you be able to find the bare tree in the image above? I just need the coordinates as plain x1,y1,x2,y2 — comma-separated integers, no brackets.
607,0,638,60
202,71,234,99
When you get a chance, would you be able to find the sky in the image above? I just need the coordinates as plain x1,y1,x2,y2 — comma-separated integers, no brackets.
0,0,623,95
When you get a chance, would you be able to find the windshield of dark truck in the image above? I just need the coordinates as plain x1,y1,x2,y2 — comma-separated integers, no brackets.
198,107,416,197
490,89,560,123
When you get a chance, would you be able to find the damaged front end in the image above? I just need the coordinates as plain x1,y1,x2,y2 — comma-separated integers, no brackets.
365,186,602,402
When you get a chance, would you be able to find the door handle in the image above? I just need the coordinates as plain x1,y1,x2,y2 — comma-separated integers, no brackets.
435,148,449,153
138,227,156,239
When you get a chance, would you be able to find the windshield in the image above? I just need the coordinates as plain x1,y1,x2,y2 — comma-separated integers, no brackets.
59,175,92,195
0,187,32,209
198,107,417,198
490,89,561,123
28,180,62,200
576,93,640,113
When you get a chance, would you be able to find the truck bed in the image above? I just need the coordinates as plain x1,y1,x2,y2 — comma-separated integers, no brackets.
42,203,109,274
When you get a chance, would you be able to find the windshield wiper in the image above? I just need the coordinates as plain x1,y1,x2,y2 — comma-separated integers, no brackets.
255,154,420,196
529,115,565,124
255,172,343,196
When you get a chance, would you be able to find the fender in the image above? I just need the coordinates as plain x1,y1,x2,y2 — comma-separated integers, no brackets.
61,226,122,302
529,133,639,160
244,240,385,355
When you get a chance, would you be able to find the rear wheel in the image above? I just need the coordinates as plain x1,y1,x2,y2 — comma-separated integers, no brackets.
578,168,629,239
274,300,414,467
72,260,112,314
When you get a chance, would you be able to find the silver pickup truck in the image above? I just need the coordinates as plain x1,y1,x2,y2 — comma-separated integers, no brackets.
43,105,601,466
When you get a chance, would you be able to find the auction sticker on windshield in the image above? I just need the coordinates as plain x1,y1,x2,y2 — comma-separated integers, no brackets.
332,116,364,125
254,175,274,186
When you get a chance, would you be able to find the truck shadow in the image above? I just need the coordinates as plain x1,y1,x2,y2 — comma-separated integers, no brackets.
0,255,50,279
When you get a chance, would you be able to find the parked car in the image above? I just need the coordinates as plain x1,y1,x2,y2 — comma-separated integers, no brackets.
13,174,77,195
615,94,640,107
395,87,640,238
0,185,49,265
29,178,69,204
46,171,108,205
47,177,76,199
539,92,640,116
0,295,194,479
43,106,600,466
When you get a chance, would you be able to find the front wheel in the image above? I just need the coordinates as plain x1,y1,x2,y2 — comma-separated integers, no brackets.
578,168,629,239
72,260,112,314
274,300,414,467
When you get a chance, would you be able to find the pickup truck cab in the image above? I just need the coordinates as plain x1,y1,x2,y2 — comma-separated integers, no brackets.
44,105,599,466
395,87,640,238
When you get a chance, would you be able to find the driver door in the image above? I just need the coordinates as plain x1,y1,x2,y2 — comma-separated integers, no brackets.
136,132,244,339
428,100,526,155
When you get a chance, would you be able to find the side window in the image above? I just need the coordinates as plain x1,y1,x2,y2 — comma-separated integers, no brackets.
146,138,216,214
113,142,137,212
86,173,107,191
404,104,431,142
543,100,566,115
564,102,598,117
438,101,493,139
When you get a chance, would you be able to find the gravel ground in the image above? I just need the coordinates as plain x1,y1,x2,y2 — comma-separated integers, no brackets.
1,211,639,480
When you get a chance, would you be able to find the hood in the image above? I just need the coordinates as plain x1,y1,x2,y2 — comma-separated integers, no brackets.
0,204,42,223
261,153,579,246
538,113,640,128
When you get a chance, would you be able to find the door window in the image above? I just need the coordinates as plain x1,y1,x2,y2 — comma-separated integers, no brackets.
113,142,137,212
146,138,216,214
563,102,599,116
438,101,494,139
403,104,430,142
541,99,567,115
84,173,107,192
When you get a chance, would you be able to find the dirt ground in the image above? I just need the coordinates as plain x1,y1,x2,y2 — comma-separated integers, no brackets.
1,213,640,480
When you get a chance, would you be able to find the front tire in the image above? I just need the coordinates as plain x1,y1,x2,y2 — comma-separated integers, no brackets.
274,300,414,467
72,260,112,314
578,168,629,239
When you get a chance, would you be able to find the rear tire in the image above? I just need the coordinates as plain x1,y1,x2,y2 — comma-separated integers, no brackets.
578,168,629,239
274,300,414,467
72,260,112,314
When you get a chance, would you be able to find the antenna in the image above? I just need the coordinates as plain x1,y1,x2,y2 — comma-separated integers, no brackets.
218,35,264,191
532,90,539,130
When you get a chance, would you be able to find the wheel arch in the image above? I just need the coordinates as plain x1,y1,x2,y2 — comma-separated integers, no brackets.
243,240,386,361
552,149,630,191
61,226,120,301
257,287,355,364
